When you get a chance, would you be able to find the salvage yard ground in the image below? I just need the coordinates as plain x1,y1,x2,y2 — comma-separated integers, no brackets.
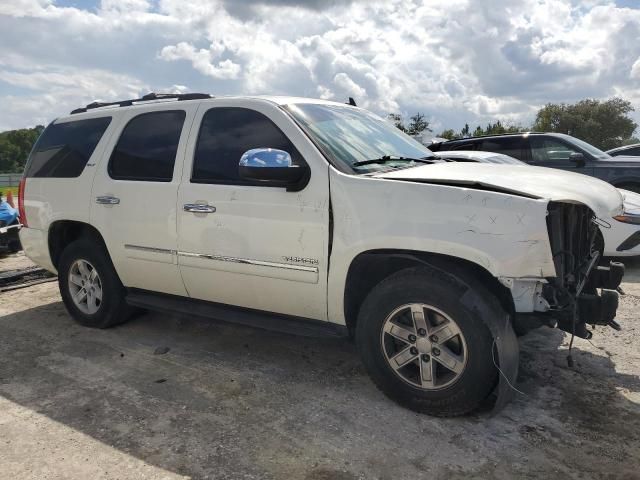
0,252,639,479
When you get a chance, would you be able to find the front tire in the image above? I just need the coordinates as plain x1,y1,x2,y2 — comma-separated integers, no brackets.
58,237,134,328
356,266,501,417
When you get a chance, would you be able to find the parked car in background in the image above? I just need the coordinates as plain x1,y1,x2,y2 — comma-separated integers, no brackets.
431,150,640,257
19,93,625,416
429,133,640,193
607,143,640,158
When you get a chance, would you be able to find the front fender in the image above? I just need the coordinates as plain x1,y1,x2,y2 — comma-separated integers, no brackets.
327,169,556,325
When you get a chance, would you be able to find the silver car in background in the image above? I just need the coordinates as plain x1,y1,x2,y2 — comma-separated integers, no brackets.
432,150,640,257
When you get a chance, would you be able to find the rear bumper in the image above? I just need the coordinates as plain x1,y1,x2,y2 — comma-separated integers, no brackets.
18,227,56,273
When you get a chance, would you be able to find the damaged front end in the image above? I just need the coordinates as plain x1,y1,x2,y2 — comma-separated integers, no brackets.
518,202,624,338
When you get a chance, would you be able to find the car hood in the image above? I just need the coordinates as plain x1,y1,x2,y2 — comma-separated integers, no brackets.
375,163,623,217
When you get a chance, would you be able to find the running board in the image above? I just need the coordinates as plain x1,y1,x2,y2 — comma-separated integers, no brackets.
125,289,348,338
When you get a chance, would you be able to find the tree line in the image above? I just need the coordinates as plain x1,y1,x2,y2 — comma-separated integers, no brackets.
390,97,638,151
0,97,638,173
0,125,44,174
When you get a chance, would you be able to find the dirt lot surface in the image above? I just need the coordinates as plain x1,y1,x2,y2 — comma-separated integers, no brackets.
1,251,639,479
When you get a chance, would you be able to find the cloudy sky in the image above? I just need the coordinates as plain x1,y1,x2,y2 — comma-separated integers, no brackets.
1,0,639,133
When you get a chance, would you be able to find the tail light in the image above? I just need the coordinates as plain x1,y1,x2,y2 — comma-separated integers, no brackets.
18,177,27,227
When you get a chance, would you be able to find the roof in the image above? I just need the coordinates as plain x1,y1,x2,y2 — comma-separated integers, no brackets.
436,131,565,144
67,92,350,117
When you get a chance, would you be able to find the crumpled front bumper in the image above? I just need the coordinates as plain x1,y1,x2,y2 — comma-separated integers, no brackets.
510,259,625,338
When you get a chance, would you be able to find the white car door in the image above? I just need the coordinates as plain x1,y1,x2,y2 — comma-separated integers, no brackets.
176,99,330,320
91,104,197,296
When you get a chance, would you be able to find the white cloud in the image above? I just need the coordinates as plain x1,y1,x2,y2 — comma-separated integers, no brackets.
0,0,639,133
159,42,241,79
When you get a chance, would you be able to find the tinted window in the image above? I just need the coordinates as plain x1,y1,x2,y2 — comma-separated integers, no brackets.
109,111,185,181
192,107,302,184
449,141,479,151
624,146,640,156
25,117,111,178
479,137,525,160
530,137,579,162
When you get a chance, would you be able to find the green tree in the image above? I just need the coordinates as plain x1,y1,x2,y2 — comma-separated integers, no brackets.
406,113,431,136
0,125,44,173
438,129,459,140
533,97,637,150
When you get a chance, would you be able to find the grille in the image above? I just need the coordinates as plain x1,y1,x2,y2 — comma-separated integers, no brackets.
546,202,597,290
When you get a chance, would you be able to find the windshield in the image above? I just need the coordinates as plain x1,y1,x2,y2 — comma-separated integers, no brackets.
561,134,611,160
284,103,437,173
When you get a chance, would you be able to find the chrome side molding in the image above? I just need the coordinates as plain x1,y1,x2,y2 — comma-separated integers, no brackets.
123,244,319,273
178,251,318,273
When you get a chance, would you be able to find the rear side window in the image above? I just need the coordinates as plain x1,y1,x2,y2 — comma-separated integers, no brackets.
25,117,111,178
192,107,303,184
479,137,525,160
109,110,186,182
448,141,479,151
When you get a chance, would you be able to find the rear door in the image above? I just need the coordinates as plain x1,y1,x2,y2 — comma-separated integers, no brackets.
478,137,527,161
91,104,197,296
176,100,330,320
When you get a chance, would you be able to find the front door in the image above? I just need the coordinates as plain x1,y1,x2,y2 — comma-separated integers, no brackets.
91,105,196,296
527,136,594,176
176,101,330,320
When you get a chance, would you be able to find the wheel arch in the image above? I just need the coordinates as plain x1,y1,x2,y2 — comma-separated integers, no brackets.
342,249,515,337
48,220,110,270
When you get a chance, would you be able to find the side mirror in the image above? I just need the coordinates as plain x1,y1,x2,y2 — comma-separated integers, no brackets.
569,152,586,167
239,148,307,187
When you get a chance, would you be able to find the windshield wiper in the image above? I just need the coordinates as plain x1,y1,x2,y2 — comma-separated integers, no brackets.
352,155,437,168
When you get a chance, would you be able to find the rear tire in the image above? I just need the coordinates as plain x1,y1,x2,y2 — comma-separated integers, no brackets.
58,237,134,328
356,265,500,417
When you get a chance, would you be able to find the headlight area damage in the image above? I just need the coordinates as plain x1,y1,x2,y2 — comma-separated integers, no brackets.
516,201,624,341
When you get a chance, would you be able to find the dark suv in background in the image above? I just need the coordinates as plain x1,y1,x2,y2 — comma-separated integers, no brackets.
429,133,640,193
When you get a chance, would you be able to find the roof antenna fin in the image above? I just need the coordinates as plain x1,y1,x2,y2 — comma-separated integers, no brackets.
347,97,357,106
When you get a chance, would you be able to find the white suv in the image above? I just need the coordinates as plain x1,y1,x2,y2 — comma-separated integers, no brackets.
19,93,625,416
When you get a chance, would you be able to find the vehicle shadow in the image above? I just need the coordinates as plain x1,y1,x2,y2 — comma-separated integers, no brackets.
0,300,638,479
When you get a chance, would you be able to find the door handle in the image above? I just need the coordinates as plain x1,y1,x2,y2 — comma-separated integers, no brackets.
183,203,216,213
96,195,120,205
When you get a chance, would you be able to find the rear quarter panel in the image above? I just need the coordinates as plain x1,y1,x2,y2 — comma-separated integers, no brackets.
20,113,119,267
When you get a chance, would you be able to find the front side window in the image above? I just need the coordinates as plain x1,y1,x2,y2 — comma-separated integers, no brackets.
530,137,580,162
480,137,525,160
109,110,186,181
561,134,610,160
192,107,303,184
25,117,111,178
283,103,435,173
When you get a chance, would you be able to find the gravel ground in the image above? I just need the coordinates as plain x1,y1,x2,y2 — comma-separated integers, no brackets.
0,251,639,479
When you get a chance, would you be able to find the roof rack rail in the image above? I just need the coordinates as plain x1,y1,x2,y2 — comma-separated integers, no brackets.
70,92,212,114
